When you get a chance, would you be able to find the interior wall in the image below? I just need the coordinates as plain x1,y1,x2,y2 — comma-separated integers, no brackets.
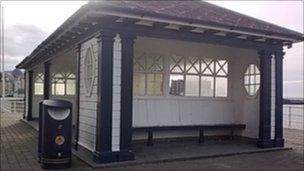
133,37,260,139
230,48,260,138
49,50,77,126
31,65,43,118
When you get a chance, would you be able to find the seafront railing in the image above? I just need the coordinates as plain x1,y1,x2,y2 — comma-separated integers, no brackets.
0,97,25,114
283,104,304,130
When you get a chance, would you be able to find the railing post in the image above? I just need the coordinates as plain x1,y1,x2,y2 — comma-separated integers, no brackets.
14,101,16,113
288,106,292,128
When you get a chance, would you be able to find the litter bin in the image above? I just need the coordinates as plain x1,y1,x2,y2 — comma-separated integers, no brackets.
40,99,72,169
38,101,43,163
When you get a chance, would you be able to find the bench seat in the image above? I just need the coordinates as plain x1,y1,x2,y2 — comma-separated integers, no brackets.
133,124,246,146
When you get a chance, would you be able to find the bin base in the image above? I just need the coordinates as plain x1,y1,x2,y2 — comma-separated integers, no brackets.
41,163,71,169
41,157,71,169
37,153,41,163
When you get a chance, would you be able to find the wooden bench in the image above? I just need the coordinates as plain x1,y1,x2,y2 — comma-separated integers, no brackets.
132,124,246,146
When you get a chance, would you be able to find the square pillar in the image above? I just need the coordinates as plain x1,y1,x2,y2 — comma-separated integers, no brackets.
257,50,273,148
23,72,26,119
73,45,81,150
93,30,136,163
94,30,116,163
119,32,136,159
43,62,50,100
274,49,285,147
26,70,33,121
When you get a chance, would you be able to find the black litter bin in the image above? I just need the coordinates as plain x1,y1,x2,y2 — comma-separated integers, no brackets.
40,99,72,169
38,101,43,163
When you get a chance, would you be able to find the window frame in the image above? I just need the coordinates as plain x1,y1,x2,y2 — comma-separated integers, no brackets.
51,72,76,96
244,63,260,98
168,55,229,98
34,73,44,95
65,73,76,95
133,51,165,96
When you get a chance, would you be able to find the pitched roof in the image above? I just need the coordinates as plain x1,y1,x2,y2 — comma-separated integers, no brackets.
96,1,302,40
16,1,303,69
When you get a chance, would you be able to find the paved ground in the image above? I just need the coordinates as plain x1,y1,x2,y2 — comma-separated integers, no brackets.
1,111,303,170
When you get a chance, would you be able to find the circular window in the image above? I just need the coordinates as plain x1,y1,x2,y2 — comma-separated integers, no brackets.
244,64,260,96
84,47,95,96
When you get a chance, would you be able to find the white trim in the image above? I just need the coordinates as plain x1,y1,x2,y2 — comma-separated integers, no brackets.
270,55,276,139
83,45,96,97
112,34,121,152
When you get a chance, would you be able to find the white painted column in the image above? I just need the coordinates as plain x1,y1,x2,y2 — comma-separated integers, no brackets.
25,72,29,118
270,55,276,139
112,34,122,151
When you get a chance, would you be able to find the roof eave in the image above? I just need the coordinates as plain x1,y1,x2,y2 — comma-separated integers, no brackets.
16,2,303,70
94,3,303,42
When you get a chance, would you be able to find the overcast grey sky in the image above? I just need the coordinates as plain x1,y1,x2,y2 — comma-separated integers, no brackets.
1,1,303,98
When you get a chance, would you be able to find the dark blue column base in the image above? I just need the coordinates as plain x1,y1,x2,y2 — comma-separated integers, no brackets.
274,138,284,147
257,139,274,148
72,139,78,150
93,150,134,164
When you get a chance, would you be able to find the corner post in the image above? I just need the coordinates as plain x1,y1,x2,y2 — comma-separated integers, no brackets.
94,30,116,163
274,48,285,147
257,50,273,148
23,72,26,119
73,45,81,150
26,70,33,121
119,32,136,160
43,62,50,100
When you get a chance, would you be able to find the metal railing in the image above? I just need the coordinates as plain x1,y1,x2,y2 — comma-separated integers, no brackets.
283,105,304,130
1,97,25,114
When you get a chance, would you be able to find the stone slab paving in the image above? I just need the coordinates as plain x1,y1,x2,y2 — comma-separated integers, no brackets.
1,111,303,170
0,111,90,171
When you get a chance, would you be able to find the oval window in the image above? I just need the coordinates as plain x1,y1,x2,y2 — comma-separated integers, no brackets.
84,47,95,96
244,64,260,96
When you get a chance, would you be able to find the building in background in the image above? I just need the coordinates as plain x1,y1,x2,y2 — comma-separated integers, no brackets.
0,69,25,97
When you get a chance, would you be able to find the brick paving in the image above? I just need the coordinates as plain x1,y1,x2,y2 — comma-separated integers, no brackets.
1,111,303,170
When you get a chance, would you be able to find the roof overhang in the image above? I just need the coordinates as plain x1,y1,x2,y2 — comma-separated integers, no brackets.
16,2,303,69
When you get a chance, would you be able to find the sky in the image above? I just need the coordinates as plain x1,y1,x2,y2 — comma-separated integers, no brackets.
1,1,303,98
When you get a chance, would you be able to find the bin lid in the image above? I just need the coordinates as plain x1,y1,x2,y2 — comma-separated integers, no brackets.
42,99,72,108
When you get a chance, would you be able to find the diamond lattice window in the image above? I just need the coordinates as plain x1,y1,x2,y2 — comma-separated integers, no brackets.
133,52,164,96
34,73,44,95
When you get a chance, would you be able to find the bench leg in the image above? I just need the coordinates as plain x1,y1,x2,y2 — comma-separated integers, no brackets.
199,129,204,143
147,130,153,146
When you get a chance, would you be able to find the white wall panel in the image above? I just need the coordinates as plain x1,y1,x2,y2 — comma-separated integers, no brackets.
112,35,122,151
78,37,98,151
